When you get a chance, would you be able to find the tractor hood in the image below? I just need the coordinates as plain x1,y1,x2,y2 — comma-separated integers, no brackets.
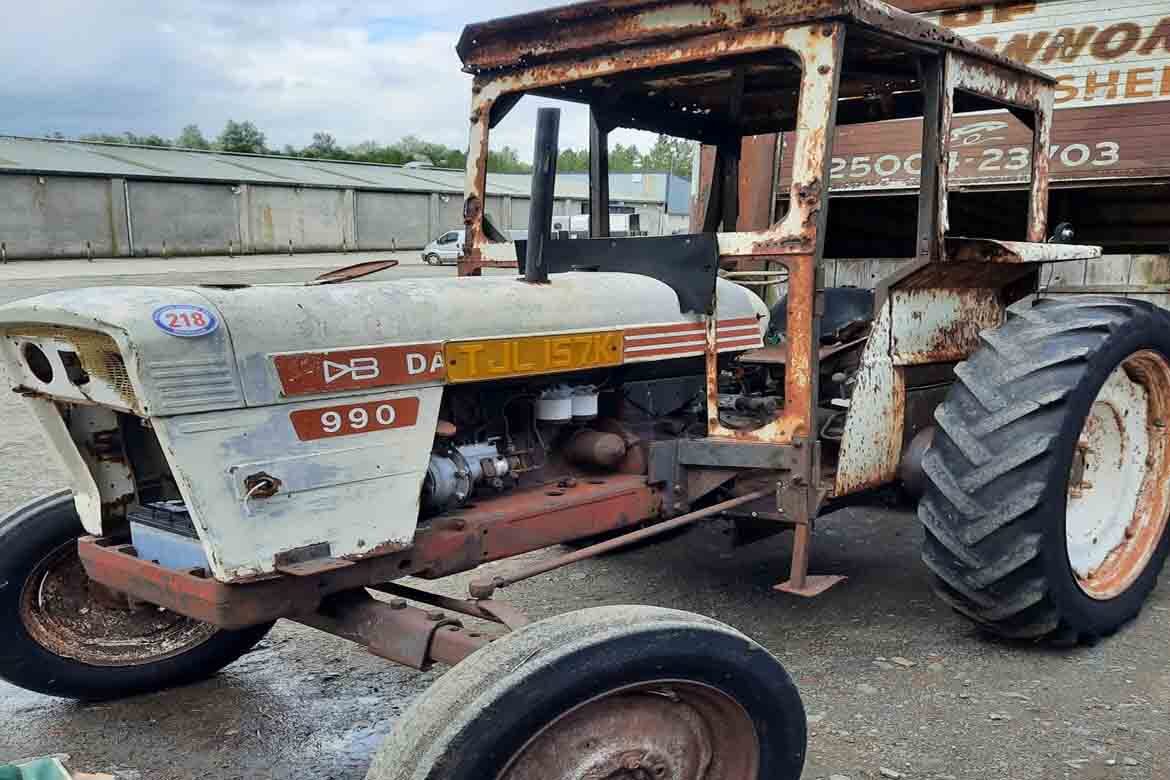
0,273,768,414
0,285,243,416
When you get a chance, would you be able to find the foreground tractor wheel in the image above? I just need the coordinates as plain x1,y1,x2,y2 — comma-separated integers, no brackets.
0,491,273,700
921,297,1170,642
367,605,806,780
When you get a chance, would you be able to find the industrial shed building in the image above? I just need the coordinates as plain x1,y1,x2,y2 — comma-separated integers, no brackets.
0,136,691,261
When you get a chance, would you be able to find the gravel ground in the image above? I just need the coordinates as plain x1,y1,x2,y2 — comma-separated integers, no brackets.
1,256,1168,780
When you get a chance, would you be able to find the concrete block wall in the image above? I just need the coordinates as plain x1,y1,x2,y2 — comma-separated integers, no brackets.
127,181,239,257
0,173,578,260
0,175,128,260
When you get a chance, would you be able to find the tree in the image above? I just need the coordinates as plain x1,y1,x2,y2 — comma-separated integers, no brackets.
79,133,128,145
79,131,169,146
133,133,169,147
176,124,210,150
641,135,694,178
304,131,344,159
608,143,642,172
216,120,266,154
557,148,589,173
486,146,532,174
346,141,407,165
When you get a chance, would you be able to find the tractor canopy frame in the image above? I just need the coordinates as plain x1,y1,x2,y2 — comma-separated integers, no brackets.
454,0,1101,595
459,0,1057,434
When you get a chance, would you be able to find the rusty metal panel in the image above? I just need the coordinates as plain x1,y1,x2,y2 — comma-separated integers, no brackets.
780,0,1170,193
791,105,1170,190
835,301,905,495
889,287,1004,364
458,0,1055,79
689,145,717,231
928,0,1170,110
738,135,780,231
944,237,1100,263
717,24,845,261
79,475,661,629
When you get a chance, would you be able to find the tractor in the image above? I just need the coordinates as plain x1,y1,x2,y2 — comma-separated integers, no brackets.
3,1,1169,778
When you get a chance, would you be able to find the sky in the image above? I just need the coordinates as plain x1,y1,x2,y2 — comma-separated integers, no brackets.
2,1,656,161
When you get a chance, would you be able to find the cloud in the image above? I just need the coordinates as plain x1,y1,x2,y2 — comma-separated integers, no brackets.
0,1,657,158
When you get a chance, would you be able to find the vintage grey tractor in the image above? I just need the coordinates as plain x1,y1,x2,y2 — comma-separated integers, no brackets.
2,1,1168,777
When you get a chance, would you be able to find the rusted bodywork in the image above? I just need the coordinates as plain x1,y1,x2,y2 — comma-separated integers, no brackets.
0,0,1133,721
79,475,659,629
24,1,1114,679
451,0,1099,594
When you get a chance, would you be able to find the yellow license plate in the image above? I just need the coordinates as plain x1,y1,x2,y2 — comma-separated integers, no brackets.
445,330,623,383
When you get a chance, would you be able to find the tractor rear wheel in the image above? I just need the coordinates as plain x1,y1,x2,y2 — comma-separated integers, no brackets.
920,296,1170,642
366,605,806,780
0,491,273,700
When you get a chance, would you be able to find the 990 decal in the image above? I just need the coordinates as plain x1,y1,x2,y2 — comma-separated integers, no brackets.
290,397,420,441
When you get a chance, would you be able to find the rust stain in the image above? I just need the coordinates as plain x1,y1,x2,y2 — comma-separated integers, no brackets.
79,477,662,627
890,288,1003,364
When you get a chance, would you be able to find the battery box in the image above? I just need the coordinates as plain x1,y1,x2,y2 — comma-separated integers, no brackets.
128,501,208,571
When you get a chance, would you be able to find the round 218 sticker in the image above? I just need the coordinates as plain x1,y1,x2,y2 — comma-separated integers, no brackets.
152,304,220,337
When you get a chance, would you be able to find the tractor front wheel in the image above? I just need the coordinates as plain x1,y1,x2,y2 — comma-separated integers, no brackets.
0,491,273,700
366,605,806,780
920,296,1170,642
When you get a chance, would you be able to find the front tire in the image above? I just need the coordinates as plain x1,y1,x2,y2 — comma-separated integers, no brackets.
424,253,439,265
920,297,1170,642
367,605,806,780
0,491,273,700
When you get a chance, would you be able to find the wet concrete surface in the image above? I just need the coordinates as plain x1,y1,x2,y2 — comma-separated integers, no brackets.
1,257,1169,779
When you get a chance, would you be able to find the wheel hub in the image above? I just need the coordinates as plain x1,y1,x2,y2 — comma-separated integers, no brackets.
498,682,758,780
19,540,218,666
1066,350,1170,600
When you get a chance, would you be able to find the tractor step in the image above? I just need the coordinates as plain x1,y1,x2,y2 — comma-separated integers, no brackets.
775,574,847,598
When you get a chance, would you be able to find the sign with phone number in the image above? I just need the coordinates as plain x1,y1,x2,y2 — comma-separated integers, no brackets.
778,103,1170,191
830,140,1121,183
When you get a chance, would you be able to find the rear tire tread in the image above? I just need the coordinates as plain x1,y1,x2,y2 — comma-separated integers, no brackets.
920,296,1170,642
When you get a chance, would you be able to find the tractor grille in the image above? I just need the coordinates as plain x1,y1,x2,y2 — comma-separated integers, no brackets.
6,325,138,407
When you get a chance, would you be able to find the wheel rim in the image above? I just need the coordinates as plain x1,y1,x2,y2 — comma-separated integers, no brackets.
497,680,759,780
19,540,219,666
1066,349,1170,600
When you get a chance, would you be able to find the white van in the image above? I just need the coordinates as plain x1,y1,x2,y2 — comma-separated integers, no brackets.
422,228,530,265
421,229,464,265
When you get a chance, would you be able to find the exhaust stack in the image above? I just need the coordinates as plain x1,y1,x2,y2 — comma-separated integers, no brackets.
525,107,560,284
